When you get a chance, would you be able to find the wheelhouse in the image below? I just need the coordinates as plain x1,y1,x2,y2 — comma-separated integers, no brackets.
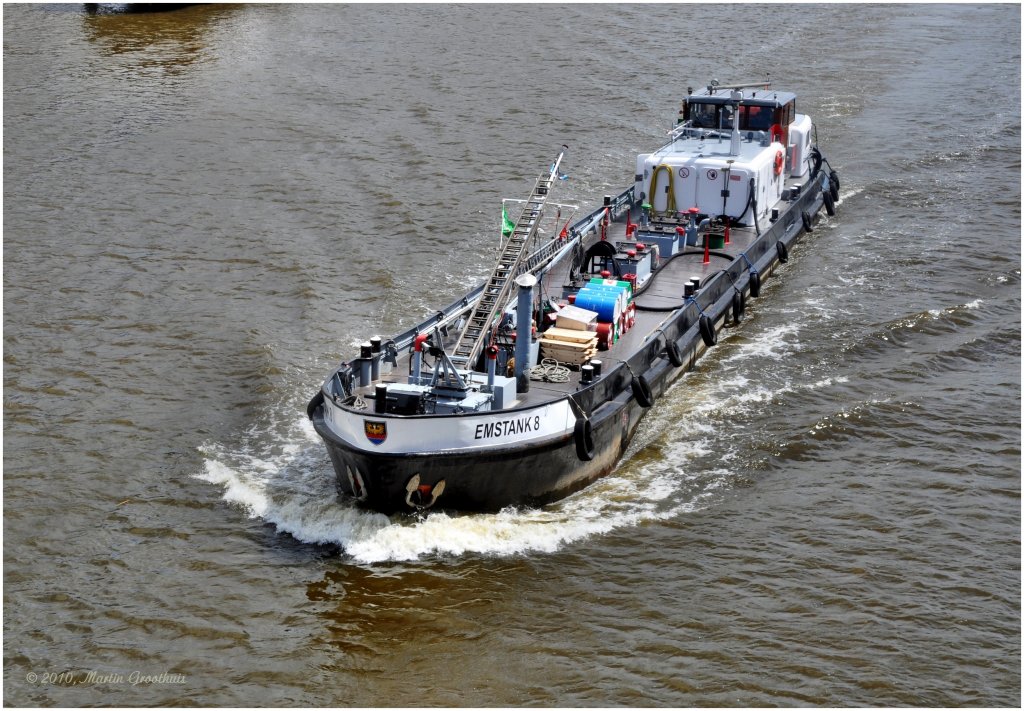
680,84,797,142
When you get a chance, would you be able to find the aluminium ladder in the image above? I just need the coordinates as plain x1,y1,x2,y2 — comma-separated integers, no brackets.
450,148,567,368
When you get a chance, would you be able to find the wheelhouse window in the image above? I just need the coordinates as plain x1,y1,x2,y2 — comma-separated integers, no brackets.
780,100,795,128
689,102,718,128
740,105,774,131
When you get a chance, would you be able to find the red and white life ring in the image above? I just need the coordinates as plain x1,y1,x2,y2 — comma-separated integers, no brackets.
773,150,785,176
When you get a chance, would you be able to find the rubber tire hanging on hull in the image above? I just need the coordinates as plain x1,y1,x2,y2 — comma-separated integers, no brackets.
829,173,840,203
306,391,324,420
823,191,836,216
666,340,684,368
802,210,814,232
574,416,595,461
699,315,717,347
732,290,745,324
749,270,762,298
776,240,789,263
631,375,655,408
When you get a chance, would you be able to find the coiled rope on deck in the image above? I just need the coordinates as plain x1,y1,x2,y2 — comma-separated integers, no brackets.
529,358,571,383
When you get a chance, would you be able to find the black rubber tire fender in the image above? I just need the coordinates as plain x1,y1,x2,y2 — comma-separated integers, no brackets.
731,290,745,324
748,270,762,298
574,416,595,461
823,190,836,217
829,174,840,203
631,375,655,408
665,340,684,368
802,210,814,232
776,239,789,263
699,314,717,347
306,390,324,420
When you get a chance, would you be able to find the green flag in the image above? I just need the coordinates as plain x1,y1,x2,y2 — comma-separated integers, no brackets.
501,207,515,238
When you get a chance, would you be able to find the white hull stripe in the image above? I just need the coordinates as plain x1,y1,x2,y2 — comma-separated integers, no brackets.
322,398,575,455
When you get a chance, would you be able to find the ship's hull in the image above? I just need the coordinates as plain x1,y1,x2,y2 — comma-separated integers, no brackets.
312,397,641,514
310,298,714,514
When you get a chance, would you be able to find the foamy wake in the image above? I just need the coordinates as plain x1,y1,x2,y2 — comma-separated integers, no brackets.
196,320,838,564
837,185,864,203
195,417,704,564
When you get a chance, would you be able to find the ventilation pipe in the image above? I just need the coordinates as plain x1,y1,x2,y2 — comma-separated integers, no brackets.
514,274,536,393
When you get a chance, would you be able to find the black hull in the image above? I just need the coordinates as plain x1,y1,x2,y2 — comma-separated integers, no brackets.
312,395,646,514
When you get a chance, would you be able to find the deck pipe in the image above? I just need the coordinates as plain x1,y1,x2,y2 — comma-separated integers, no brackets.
680,209,709,247
486,345,498,391
370,336,382,380
412,333,429,384
358,343,372,387
514,274,537,393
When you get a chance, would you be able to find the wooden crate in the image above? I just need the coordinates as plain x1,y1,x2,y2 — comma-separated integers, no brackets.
554,304,599,331
542,326,599,344
539,337,597,366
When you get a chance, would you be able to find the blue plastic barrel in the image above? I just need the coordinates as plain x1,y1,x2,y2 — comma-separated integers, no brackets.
582,282,629,311
574,288,621,322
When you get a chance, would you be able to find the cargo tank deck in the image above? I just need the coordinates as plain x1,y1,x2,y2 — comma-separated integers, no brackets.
359,201,773,412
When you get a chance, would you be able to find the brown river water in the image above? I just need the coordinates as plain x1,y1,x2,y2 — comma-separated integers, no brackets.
3,3,1020,706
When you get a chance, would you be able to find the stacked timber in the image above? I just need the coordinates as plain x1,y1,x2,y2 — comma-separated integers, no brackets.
539,326,598,367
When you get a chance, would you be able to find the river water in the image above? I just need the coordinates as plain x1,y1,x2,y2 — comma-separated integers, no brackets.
3,3,1020,706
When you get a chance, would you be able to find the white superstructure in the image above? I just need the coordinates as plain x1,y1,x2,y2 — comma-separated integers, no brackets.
635,81,816,226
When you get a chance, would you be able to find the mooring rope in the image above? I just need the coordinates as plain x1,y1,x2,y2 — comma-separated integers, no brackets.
528,358,571,383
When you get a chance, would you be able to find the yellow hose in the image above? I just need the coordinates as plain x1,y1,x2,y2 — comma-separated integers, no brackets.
649,164,676,216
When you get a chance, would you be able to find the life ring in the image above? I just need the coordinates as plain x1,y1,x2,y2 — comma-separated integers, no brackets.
823,190,836,216
801,210,814,232
574,416,595,461
774,150,784,176
777,240,789,263
666,340,684,368
749,270,762,298
631,375,654,408
731,290,745,324
699,315,717,347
